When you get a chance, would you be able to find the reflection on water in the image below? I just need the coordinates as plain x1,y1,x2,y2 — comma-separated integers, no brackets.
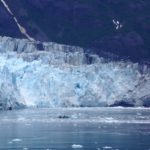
0,108,150,150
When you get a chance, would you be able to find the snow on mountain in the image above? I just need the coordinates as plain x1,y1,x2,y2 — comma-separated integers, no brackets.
0,36,150,110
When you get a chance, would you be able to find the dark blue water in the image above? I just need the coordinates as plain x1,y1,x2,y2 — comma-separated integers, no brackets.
0,108,150,150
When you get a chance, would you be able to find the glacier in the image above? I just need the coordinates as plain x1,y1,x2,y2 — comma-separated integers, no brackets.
0,36,150,110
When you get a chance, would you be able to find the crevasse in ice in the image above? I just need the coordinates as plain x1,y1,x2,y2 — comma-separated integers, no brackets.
0,36,150,109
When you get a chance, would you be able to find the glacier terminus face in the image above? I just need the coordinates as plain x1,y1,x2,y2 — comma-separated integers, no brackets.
0,36,150,109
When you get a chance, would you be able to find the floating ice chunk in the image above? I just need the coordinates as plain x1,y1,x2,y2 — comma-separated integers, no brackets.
17,117,26,121
103,146,112,149
71,114,78,119
12,138,22,142
72,144,83,148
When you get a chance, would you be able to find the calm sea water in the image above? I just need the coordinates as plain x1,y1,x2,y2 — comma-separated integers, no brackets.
0,108,150,150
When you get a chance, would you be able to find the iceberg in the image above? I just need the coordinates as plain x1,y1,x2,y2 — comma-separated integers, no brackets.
72,144,83,148
0,36,150,109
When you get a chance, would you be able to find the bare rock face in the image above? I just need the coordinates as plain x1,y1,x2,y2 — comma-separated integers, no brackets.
0,0,149,61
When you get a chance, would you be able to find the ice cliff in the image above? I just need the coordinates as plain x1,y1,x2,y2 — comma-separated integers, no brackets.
0,36,150,110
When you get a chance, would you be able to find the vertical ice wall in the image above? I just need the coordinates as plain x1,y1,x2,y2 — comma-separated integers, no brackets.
0,36,150,109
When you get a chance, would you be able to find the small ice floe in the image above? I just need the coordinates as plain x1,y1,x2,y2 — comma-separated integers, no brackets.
103,146,112,149
23,148,28,150
17,117,25,121
8,141,13,144
72,144,83,148
12,138,22,142
105,117,115,123
71,114,78,119
106,117,114,120
112,19,123,30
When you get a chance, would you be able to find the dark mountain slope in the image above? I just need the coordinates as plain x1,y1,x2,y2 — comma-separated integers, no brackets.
0,0,150,61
